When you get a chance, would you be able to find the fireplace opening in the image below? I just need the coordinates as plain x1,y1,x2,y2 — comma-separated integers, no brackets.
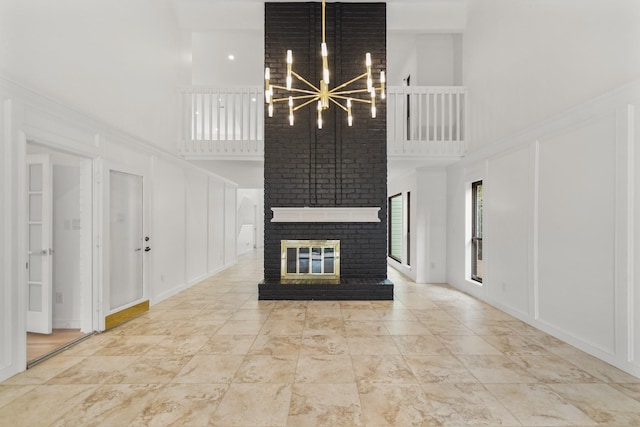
281,240,340,283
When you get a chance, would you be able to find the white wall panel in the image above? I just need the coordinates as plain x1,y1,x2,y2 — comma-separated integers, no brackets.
224,182,237,266
208,177,225,272
486,147,530,315
186,171,208,283
537,116,617,353
446,167,467,289
153,158,187,300
447,82,639,377
416,168,447,283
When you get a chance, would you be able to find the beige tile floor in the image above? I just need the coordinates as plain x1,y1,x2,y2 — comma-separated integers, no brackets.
1,249,640,426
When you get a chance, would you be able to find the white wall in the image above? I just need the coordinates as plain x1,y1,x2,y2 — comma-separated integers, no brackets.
52,163,82,328
387,1,467,33
415,168,447,283
0,93,26,381
416,34,462,86
388,168,447,284
635,105,640,364
387,33,418,87
0,0,186,154
186,170,209,283
0,76,239,382
208,178,225,272
464,0,640,151
446,81,640,377
192,31,263,86
191,160,264,189
483,147,531,317
224,183,237,263
153,158,186,301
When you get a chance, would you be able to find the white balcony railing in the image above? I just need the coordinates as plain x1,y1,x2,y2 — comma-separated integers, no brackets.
180,86,264,159
386,86,466,158
180,86,466,159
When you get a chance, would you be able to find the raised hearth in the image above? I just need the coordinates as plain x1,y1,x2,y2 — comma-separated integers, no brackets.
258,278,393,300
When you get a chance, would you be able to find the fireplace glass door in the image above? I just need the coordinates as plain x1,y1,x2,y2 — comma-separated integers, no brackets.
281,240,340,282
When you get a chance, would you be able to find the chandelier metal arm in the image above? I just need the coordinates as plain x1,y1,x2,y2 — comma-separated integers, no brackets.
332,95,372,104
271,85,318,96
291,70,321,92
272,94,319,103
332,88,377,96
293,97,322,112
329,97,349,112
331,94,371,104
328,72,368,93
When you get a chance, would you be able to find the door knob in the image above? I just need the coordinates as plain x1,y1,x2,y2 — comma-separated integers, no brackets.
144,247,151,252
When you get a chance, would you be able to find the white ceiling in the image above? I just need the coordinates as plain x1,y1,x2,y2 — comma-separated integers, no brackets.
174,0,467,32
181,0,467,87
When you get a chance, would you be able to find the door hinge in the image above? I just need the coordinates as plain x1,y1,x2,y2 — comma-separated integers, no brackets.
26,261,29,269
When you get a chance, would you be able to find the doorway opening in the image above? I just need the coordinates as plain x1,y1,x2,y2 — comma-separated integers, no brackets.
26,142,95,365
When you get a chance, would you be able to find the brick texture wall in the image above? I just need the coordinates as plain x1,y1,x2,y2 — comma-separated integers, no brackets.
264,2,387,281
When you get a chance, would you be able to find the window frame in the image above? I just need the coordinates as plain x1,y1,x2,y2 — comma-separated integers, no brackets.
471,180,483,283
388,193,403,263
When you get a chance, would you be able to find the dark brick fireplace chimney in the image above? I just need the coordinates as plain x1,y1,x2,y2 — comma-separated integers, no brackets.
259,2,392,300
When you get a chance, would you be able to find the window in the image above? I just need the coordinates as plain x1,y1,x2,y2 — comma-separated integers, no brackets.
406,192,410,266
388,193,403,262
471,180,483,282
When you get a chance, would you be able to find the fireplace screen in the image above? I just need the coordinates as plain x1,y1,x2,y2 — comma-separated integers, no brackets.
281,240,340,282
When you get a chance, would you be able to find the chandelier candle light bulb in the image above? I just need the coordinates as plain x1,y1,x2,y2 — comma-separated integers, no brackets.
289,96,294,126
286,50,293,90
371,88,376,118
265,0,385,129
264,67,271,101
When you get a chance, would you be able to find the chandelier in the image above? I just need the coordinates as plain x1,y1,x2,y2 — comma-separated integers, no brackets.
264,0,385,129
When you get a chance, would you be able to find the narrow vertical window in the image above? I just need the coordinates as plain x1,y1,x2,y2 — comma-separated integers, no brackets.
406,192,411,266
389,193,403,262
471,181,483,282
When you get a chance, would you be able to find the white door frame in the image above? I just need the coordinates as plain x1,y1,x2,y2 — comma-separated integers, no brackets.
99,160,149,330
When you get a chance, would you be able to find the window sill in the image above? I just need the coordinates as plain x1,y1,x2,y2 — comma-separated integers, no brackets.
466,278,483,287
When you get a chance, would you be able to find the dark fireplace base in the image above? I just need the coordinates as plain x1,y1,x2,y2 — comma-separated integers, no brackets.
258,278,394,300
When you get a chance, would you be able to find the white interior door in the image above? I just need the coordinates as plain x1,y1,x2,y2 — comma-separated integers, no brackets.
26,154,53,334
108,170,144,311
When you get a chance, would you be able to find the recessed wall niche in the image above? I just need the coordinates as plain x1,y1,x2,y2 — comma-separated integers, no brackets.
259,2,392,300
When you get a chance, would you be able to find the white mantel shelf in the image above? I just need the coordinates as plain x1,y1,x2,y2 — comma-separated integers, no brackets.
271,207,381,223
